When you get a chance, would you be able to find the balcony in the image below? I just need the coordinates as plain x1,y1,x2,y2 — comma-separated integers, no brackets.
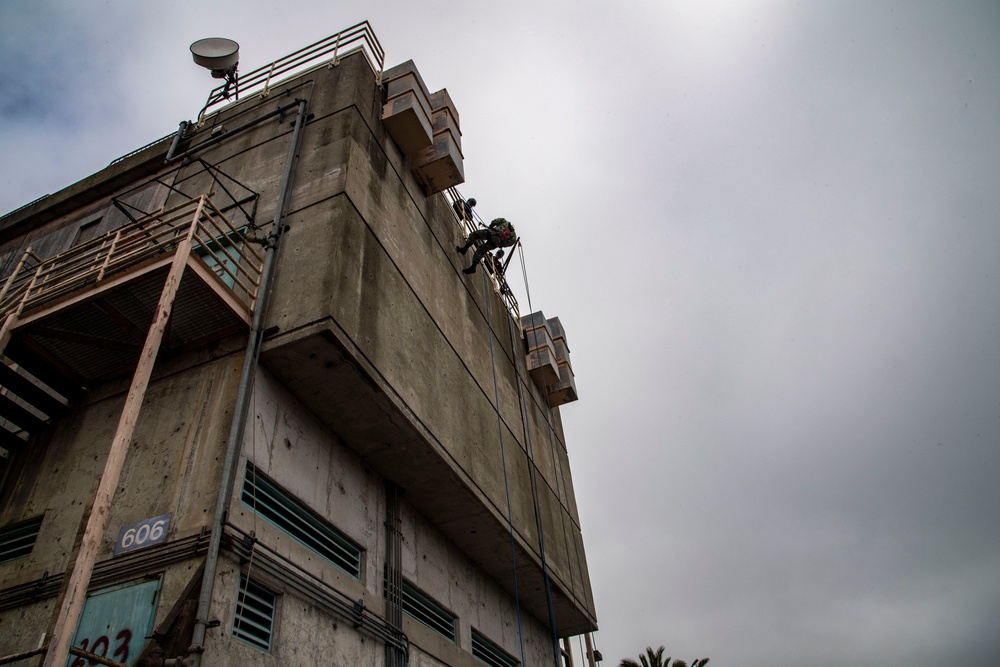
0,195,263,450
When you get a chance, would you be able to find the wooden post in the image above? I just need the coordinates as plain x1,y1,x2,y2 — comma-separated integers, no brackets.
585,633,597,667
42,240,192,667
562,637,575,667
0,313,16,355
0,248,37,352
0,248,32,304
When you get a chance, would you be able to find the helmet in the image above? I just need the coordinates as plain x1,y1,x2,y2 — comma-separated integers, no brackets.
467,198,477,207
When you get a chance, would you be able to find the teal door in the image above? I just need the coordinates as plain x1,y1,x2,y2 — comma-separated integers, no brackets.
68,578,161,666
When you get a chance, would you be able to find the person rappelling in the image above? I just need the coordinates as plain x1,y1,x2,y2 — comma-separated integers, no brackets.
453,197,476,223
457,217,518,274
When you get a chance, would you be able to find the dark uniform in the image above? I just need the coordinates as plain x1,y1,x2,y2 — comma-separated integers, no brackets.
457,218,517,274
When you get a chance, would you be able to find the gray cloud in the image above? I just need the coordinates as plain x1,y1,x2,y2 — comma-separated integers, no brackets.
3,2,999,666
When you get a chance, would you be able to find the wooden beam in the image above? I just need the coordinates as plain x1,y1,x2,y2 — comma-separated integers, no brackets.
184,255,252,324
584,633,598,667
27,326,143,354
0,313,16,356
92,298,150,345
0,362,67,418
0,393,46,433
0,424,29,453
42,236,193,667
14,255,174,330
4,339,87,400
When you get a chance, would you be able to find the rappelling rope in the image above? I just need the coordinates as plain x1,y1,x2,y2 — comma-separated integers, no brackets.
478,268,528,666
465,205,564,666
512,242,561,667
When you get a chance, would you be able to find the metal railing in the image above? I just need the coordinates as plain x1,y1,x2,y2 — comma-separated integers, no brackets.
0,195,264,321
0,249,41,316
448,188,522,327
197,20,385,125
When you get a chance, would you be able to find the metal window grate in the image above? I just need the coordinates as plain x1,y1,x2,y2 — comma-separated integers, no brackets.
401,580,456,642
233,575,276,651
0,517,42,564
472,629,519,667
242,464,362,579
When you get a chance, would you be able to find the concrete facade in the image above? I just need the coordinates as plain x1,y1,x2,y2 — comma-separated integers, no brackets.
0,36,595,667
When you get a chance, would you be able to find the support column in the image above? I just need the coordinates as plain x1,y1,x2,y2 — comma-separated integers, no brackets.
562,637,575,667
585,633,598,667
43,240,193,667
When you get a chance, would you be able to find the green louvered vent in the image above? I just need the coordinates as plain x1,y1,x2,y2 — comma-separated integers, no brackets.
233,575,276,651
0,517,42,564
402,580,456,642
472,629,519,667
242,464,362,579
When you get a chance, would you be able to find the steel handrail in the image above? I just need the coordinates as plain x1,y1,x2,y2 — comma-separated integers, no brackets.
197,21,384,125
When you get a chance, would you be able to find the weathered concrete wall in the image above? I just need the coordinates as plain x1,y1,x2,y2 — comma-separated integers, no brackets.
203,557,381,667
0,45,595,663
0,350,243,657
150,50,595,631
229,367,379,603
234,53,595,631
202,368,557,664
0,353,240,579
400,499,557,667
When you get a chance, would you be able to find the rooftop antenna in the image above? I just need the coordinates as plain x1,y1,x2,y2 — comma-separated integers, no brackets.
190,37,240,99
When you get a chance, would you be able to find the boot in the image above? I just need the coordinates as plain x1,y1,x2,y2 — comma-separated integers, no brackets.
462,265,477,274
456,244,469,255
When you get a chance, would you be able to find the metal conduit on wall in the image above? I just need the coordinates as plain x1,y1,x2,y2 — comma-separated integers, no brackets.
384,483,406,667
188,97,309,667
224,523,408,654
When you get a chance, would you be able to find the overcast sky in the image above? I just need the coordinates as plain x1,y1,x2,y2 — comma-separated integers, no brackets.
3,2,999,666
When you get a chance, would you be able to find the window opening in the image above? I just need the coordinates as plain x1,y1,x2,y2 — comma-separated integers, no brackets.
233,575,277,651
72,218,104,248
401,580,456,642
241,463,362,580
473,629,520,667
195,229,245,289
0,516,42,564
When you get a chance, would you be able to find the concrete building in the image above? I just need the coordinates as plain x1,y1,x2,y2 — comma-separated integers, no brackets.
0,22,597,667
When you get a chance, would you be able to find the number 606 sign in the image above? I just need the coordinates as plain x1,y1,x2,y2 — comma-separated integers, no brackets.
114,513,170,555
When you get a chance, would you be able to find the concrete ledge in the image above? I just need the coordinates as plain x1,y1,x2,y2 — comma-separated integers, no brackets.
382,92,434,154
261,320,596,635
412,134,465,195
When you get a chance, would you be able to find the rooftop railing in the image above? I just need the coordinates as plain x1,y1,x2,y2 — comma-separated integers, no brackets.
197,20,385,125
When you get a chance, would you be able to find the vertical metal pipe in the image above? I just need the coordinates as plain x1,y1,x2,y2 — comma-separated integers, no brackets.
188,99,308,667
384,483,404,667
165,121,189,163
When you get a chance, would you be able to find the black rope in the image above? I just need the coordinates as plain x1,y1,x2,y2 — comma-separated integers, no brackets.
478,268,528,666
